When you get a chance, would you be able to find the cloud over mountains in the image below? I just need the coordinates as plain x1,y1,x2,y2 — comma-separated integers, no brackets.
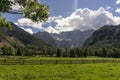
16,7,120,34
116,0,120,13
116,0,120,4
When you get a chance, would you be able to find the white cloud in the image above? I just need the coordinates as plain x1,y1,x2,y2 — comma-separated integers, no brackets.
17,18,43,29
116,0,120,4
21,28,33,34
45,26,58,33
105,6,113,11
17,18,34,26
12,4,21,10
16,7,120,34
46,7,120,33
106,6,111,10
25,28,33,34
115,8,120,13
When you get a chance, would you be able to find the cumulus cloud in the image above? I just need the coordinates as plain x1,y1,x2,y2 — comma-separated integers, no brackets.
17,18,43,29
16,7,120,34
115,8,120,13
116,0,120,4
46,7,120,33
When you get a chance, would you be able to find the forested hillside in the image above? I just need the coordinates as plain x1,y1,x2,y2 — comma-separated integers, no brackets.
83,25,120,58
84,25,120,48
0,22,51,56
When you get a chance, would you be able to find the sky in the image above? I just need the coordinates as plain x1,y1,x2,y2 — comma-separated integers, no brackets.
2,0,120,34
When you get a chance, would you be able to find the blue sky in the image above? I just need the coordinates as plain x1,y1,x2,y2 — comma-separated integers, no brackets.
2,0,120,34
3,0,119,22
41,0,117,16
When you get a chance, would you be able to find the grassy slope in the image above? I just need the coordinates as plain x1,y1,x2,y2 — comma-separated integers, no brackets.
0,63,120,80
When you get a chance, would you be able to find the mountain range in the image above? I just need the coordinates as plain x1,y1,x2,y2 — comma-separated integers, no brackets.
34,29,94,48
1,22,120,51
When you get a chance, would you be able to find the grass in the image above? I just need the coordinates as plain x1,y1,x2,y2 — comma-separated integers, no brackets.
0,63,120,80
25,56,103,60
0,56,118,60
0,56,120,65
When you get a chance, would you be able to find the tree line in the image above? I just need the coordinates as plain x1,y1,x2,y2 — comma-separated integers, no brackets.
86,47,120,58
0,45,88,57
55,47,120,58
1,45,120,58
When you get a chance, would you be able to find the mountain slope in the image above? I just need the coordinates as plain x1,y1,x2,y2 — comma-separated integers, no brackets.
34,31,56,46
0,22,49,49
10,23,49,48
83,25,120,48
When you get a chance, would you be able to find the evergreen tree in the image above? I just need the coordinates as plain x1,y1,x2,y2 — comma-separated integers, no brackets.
56,48,62,57
42,48,47,56
113,48,120,58
69,48,76,57
47,47,54,57
83,48,88,57
16,47,25,56
79,49,84,57
76,48,81,57
62,48,68,57
101,47,107,57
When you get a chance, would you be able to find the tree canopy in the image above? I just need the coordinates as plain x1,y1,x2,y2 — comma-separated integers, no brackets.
0,0,50,22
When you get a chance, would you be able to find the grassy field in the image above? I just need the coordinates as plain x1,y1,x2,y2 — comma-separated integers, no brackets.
0,56,120,65
0,56,117,60
0,56,91,60
0,63,120,80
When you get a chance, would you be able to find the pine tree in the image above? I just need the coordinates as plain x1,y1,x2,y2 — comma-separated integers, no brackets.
56,48,62,57
102,47,107,57
69,48,76,57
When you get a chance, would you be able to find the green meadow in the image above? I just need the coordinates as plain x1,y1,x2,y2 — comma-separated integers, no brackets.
0,56,116,60
0,63,120,80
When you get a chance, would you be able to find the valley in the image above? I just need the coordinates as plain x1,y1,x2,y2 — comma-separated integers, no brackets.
1,0,120,80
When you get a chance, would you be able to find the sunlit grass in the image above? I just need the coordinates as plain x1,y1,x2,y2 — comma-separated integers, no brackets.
0,63,120,80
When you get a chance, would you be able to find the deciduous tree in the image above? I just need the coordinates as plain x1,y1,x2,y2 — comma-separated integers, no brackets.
0,0,50,22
